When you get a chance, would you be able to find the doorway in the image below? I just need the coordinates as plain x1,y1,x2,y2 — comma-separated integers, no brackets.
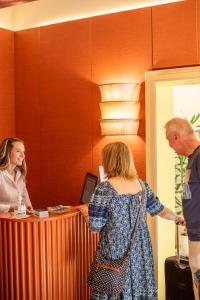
145,66,200,300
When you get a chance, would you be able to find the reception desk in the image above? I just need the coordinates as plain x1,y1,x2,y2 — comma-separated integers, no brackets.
0,207,99,300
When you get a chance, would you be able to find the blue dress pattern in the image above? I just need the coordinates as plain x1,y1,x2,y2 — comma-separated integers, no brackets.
89,180,164,300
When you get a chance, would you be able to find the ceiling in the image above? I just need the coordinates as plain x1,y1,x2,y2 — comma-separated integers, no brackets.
0,0,184,31
0,0,36,9
0,0,184,10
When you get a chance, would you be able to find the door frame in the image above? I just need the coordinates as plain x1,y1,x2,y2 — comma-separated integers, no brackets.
145,66,200,299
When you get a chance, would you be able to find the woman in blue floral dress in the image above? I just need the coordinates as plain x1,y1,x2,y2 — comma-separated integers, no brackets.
89,142,184,300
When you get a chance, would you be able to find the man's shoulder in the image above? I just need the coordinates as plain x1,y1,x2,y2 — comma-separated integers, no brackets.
188,145,200,168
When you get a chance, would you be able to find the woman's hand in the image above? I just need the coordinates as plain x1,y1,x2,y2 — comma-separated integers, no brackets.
79,204,89,224
158,207,185,225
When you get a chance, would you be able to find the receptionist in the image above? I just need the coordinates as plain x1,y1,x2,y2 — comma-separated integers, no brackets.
0,137,33,213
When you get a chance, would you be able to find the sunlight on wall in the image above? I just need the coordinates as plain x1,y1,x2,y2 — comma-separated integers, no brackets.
173,84,200,119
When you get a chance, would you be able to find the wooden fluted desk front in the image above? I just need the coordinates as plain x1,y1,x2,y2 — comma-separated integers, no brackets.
0,208,99,300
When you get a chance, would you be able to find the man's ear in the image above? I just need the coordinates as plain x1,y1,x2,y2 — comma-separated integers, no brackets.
174,133,181,141
174,134,178,141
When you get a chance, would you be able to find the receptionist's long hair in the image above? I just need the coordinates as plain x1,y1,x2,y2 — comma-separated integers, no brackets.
0,137,27,178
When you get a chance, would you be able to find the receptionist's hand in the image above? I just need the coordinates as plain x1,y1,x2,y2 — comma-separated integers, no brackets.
27,207,34,214
9,204,16,212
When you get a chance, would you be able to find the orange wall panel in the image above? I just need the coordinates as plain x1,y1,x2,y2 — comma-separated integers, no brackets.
39,20,93,206
91,10,150,179
152,0,199,68
15,29,42,205
91,9,152,83
0,29,15,139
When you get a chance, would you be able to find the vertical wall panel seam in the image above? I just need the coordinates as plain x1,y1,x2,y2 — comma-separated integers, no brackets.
195,0,200,62
38,27,43,203
150,7,154,69
90,18,94,174
13,31,16,136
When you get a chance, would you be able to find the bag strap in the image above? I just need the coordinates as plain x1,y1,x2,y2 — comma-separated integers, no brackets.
125,179,145,257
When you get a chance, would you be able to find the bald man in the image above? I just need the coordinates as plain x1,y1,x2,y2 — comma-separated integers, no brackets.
165,117,200,300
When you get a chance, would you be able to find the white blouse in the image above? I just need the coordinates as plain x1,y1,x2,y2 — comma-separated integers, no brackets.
0,169,32,213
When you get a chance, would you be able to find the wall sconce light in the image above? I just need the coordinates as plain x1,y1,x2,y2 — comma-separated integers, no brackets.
99,82,141,135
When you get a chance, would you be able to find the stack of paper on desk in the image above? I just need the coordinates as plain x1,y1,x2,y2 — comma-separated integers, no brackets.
34,208,49,217
47,205,72,215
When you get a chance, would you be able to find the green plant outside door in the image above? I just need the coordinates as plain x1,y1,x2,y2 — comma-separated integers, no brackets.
175,113,200,215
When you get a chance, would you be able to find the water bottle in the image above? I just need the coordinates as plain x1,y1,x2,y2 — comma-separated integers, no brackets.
20,196,26,217
14,193,26,218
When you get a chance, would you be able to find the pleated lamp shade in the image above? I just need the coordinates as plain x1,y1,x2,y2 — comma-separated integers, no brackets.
99,82,141,135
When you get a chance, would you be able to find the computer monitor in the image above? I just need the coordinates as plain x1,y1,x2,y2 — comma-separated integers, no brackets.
80,172,98,204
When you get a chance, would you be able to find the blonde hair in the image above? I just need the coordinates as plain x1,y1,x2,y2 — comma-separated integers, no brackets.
164,117,194,136
0,137,27,178
102,142,137,179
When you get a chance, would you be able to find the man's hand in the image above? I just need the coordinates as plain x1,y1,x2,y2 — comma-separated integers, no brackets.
175,215,185,225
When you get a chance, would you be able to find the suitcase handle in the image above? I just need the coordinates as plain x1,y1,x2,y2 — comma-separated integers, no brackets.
176,222,188,270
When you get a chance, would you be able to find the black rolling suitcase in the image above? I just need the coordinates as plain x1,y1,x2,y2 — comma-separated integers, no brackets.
165,223,194,300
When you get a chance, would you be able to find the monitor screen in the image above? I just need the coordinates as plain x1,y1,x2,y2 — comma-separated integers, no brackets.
80,172,98,204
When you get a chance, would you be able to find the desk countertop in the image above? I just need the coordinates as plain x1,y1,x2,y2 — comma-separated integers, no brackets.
0,205,85,222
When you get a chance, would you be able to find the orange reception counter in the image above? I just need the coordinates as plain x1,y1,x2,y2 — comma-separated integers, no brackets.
0,207,99,300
